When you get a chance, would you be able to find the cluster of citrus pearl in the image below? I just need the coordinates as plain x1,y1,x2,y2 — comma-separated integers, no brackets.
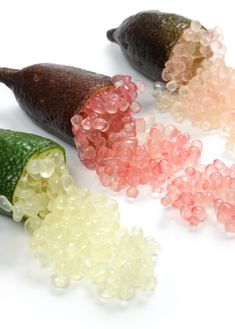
0,150,65,219
31,192,158,300
161,159,235,232
161,21,223,90
72,76,202,197
155,21,235,150
12,149,66,228
0,195,14,213
0,150,158,300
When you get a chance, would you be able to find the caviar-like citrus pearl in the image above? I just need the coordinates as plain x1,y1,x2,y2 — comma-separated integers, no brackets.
10,149,158,300
155,22,235,150
71,75,202,197
12,203,24,222
0,195,13,213
161,160,235,233
51,273,70,289
29,185,158,299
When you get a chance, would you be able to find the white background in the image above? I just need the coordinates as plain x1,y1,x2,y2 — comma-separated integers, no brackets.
0,1,235,328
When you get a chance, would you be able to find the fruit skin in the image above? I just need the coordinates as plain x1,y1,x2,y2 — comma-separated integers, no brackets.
107,10,191,81
0,129,65,215
0,64,112,145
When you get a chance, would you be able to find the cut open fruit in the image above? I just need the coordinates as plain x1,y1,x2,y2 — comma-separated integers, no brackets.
154,22,235,150
0,63,203,195
71,75,203,196
162,21,225,90
107,12,234,150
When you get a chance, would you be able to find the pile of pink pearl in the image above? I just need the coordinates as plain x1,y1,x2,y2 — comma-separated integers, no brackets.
155,22,235,150
162,21,225,91
71,75,203,197
161,160,235,232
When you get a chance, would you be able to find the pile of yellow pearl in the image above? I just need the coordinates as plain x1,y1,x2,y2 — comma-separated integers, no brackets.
31,195,158,299
12,149,67,229
1,149,158,300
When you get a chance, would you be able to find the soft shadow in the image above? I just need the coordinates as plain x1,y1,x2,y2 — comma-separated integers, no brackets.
0,217,27,267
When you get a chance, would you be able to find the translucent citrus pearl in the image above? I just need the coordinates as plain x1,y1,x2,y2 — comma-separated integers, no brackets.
62,175,74,191
51,273,70,289
71,75,202,197
13,149,65,222
13,203,24,222
162,21,215,89
26,159,41,175
161,160,235,233
127,187,139,198
0,195,13,213
29,186,158,299
12,148,158,300
155,23,235,151
40,159,55,178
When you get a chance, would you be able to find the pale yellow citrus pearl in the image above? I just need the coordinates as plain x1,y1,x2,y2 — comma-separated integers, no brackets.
0,195,13,213
29,191,158,300
13,150,65,222
11,149,158,300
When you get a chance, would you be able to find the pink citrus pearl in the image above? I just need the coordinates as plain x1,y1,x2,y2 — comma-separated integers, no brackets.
82,117,93,130
92,118,109,131
180,206,192,220
155,23,235,151
130,101,141,114
135,118,146,133
127,187,139,198
135,80,146,93
161,194,172,206
185,167,196,176
71,115,83,127
82,146,96,160
189,216,200,226
191,206,206,222
100,174,111,187
162,160,235,232
71,75,203,199
181,192,194,206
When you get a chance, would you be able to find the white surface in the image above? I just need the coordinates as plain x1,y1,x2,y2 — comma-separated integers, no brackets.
0,1,235,328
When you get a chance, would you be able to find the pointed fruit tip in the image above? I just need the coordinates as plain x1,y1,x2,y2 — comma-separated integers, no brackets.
106,28,117,42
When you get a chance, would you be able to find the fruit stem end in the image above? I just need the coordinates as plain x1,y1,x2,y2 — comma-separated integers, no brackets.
106,28,117,42
0,67,19,88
